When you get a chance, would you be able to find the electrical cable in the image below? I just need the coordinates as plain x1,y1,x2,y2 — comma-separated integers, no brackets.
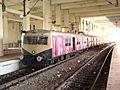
105,0,119,7
25,0,40,16
105,0,113,5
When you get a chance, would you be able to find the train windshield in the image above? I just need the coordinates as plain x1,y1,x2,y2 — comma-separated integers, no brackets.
23,36,48,45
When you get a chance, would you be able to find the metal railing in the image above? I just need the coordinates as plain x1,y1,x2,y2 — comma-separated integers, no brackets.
3,42,21,49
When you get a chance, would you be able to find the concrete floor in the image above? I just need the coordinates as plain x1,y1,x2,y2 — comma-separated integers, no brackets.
107,44,120,90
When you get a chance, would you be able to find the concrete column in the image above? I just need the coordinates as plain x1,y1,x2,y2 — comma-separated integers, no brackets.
43,0,52,30
0,0,3,56
81,18,83,31
3,12,8,46
55,4,61,31
2,0,8,49
23,0,30,31
79,18,81,32
70,14,75,23
75,16,80,33
84,19,86,33
69,14,75,32
63,10,69,32
90,22,92,31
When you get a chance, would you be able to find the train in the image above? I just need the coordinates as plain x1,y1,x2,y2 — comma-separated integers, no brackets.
20,29,106,67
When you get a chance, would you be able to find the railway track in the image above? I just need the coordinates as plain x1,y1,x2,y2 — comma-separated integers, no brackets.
0,67,38,85
0,44,113,90
55,45,114,90
0,49,88,86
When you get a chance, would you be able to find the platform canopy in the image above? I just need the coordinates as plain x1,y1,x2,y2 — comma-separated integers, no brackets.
5,0,120,28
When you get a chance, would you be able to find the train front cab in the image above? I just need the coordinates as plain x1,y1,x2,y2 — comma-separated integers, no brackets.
21,31,53,67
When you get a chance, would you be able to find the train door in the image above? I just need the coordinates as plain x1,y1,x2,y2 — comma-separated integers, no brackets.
52,35,63,57
73,37,75,50
87,37,89,47
55,36,63,56
79,35,83,49
96,38,98,45
93,37,94,46
92,37,93,46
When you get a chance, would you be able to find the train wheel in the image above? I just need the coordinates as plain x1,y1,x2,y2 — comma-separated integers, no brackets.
57,58,61,62
45,61,49,67
61,56,64,61
66,54,70,59
50,59,54,64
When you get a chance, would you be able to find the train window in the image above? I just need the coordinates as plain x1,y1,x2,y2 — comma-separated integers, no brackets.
23,36,33,44
32,37,37,44
38,37,48,45
69,43,71,46
77,38,80,45
65,38,71,46
23,36,48,45
69,38,71,46
84,41,87,43
77,42,80,44
65,43,68,46
65,39,69,46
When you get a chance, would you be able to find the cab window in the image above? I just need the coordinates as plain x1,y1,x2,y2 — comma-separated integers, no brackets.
24,36,48,45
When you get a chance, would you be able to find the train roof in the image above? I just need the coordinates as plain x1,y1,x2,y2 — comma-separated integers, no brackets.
22,29,101,37
22,29,78,35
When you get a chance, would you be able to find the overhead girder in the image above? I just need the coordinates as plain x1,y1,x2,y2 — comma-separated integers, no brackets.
7,2,23,10
77,13,120,18
75,9,120,17
69,4,120,13
6,8,44,20
60,0,119,9
7,0,43,14
8,18,23,22
51,0,84,4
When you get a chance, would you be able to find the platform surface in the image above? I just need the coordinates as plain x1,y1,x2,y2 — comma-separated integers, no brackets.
0,49,21,75
0,60,20,75
0,49,20,62
107,44,120,90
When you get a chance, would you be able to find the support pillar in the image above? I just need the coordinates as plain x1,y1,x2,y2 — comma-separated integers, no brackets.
3,12,8,47
79,17,81,32
75,16,80,33
63,10,69,32
0,0,3,56
81,18,83,32
55,4,61,31
23,0,30,31
84,19,87,33
69,14,75,32
43,0,52,30
70,14,75,23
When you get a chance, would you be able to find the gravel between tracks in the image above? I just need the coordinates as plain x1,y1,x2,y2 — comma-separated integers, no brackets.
0,46,107,90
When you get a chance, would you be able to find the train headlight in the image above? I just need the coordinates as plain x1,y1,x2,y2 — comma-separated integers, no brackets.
37,56,43,62
32,50,36,54
20,55,24,60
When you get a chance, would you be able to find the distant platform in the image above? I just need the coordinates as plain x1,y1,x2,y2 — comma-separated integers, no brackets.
4,48,20,55
0,48,20,62
0,60,20,75
107,44,120,90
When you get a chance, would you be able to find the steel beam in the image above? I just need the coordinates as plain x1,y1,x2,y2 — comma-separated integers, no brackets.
61,0,118,9
75,10,120,17
61,0,108,9
51,0,84,4
6,8,44,20
69,5,120,13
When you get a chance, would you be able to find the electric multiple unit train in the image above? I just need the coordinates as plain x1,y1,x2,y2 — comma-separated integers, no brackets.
20,29,105,67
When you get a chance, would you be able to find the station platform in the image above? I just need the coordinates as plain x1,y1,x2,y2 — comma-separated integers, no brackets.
0,49,21,75
107,44,120,90
0,48,20,62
